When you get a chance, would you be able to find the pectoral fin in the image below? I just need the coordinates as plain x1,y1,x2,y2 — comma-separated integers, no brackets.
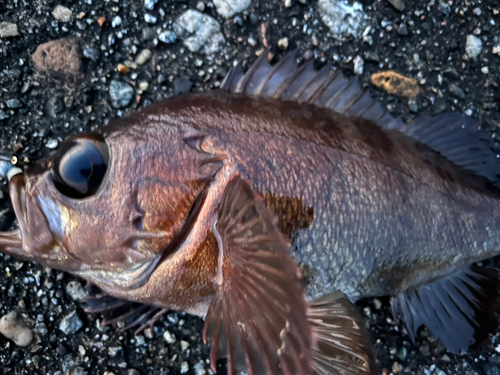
391,265,500,354
309,291,376,375
203,175,313,375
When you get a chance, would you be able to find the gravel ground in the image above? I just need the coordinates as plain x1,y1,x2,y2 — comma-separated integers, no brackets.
0,0,500,374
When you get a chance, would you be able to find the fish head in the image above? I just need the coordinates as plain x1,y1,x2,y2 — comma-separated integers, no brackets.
0,122,218,291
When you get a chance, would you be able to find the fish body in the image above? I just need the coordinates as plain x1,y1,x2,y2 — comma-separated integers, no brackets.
94,90,500,307
2,51,500,373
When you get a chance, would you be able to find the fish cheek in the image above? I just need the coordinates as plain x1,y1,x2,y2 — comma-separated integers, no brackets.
136,180,206,248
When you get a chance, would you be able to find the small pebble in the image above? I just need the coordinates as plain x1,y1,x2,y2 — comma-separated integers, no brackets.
284,0,292,7
0,110,8,121
174,76,193,95
144,0,155,10
139,81,149,91
0,311,33,347
196,1,206,11
448,83,465,99
159,30,177,44
473,7,482,16
213,0,251,18
278,37,289,50
135,49,152,65
387,0,405,11
180,340,189,351
111,16,122,28
117,64,131,74
59,311,83,335
109,80,134,108
493,46,500,55
0,22,20,38
193,361,206,375
180,362,189,374
465,35,483,59
163,330,176,344
97,17,106,27
353,56,364,75
408,98,418,113
52,5,72,22
83,48,100,62
398,23,408,36
6,99,22,109
481,66,489,74
144,14,157,24
46,139,59,149
66,281,87,301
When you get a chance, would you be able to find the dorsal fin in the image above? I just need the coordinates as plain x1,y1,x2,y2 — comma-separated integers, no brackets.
220,49,403,129
221,50,500,187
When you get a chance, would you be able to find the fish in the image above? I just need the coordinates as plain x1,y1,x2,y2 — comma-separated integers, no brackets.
1,49,500,374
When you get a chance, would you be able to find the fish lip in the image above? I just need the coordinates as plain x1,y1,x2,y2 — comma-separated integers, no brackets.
0,173,25,255
9,173,28,239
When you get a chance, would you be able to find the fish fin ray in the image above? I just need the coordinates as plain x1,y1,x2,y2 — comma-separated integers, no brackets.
83,284,166,335
396,113,500,187
221,49,403,129
203,175,312,375
391,265,500,354
309,291,377,375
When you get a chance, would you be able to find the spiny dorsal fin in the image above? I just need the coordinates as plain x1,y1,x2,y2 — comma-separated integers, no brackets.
221,49,403,129
221,50,500,188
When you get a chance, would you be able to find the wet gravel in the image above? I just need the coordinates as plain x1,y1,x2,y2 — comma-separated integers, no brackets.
1,0,500,374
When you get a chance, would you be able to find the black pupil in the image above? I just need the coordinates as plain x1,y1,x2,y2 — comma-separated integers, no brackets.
61,152,93,184
53,137,108,198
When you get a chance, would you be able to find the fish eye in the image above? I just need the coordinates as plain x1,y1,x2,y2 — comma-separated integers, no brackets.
52,136,109,199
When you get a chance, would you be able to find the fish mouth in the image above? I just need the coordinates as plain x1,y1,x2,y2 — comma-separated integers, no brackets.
0,173,25,257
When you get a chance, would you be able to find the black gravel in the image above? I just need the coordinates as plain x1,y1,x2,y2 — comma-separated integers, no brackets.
1,0,500,374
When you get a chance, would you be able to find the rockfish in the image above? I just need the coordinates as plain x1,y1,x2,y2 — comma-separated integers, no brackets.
1,50,500,375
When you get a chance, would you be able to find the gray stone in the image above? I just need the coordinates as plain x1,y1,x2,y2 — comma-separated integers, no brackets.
0,110,8,120
6,99,22,109
438,2,451,16
144,14,157,24
108,346,124,357
159,30,177,44
442,66,459,80
66,281,87,301
46,139,59,149
52,5,72,22
0,22,19,38
111,16,122,28
213,0,252,18
173,10,225,54
142,27,157,41
83,48,100,62
449,83,465,99
353,56,364,75
109,80,134,108
144,0,156,10
398,23,408,35
59,311,83,335
318,0,369,38
387,0,404,11
135,49,152,65
193,361,206,375
466,34,482,58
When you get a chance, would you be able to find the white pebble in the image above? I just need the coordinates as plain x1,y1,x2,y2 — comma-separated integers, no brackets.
52,5,73,22
353,55,364,75
46,139,59,149
465,34,482,59
481,66,489,74
0,311,33,347
213,0,251,18
111,16,122,28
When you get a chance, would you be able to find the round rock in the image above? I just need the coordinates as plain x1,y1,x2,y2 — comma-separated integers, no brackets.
0,311,33,347
109,80,134,108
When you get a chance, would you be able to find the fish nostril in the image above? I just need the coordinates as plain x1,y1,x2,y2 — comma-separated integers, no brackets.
132,216,144,231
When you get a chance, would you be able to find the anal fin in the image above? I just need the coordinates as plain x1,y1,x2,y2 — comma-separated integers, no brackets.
391,265,500,354
83,284,167,335
309,291,376,375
